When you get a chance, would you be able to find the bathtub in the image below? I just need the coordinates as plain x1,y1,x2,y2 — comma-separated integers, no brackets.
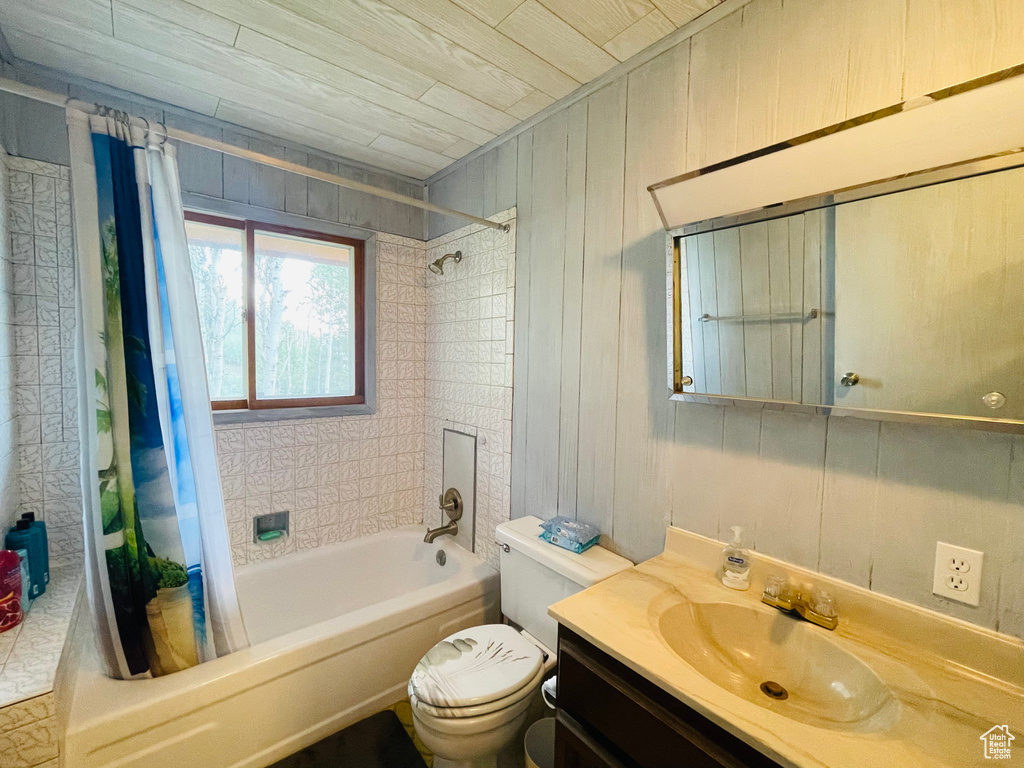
64,527,500,768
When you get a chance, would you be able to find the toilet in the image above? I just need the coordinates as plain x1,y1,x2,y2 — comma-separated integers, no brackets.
408,516,632,768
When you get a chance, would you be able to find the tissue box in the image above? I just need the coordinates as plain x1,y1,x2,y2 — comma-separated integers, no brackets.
540,530,600,554
540,516,600,545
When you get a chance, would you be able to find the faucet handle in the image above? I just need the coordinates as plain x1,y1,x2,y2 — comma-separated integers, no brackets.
810,589,838,619
438,488,463,520
763,573,790,599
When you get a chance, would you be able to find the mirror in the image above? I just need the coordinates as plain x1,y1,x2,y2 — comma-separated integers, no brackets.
671,162,1024,428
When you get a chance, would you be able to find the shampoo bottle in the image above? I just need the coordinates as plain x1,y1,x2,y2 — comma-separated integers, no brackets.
4,521,44,598
0,550,23,633
721,525,750,590
20,513,48,585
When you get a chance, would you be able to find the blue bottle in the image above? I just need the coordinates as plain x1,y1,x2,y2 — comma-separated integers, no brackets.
20,513,48,585
4,521,45,598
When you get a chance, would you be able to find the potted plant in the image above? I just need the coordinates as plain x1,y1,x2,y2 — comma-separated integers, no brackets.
145,557,199,674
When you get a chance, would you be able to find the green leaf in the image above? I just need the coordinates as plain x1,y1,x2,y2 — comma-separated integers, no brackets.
150,557,189,589
100,487,123,535
127,377,148,412
96,408,111,434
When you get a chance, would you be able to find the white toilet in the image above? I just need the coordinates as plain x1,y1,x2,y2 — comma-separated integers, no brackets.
408,516,632,768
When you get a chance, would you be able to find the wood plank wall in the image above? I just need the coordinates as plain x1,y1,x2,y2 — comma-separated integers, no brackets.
0,61,426,238
427,0,1024,638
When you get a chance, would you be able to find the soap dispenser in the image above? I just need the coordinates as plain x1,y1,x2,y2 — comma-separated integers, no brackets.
721,526,750,590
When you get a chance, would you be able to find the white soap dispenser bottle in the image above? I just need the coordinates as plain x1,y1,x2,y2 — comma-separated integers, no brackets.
721,526,750,590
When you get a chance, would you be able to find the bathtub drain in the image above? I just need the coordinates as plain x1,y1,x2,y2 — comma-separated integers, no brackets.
436,550,446,566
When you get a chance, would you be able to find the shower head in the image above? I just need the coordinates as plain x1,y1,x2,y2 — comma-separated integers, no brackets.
428,250,462,275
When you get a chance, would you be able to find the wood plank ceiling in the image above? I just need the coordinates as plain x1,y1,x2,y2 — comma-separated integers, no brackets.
0,0,723,179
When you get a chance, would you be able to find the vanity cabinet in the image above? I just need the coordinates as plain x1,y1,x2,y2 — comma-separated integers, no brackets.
555,627,781,768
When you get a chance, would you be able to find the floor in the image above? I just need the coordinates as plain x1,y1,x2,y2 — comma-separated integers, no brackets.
268,700,433,768
388,699,434,768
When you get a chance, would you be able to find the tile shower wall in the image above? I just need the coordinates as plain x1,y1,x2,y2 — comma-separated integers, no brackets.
0,144,16,535
217,233,427,566
424,210,516,569
6,156,80,569
220,211,518,568
0,694,59,768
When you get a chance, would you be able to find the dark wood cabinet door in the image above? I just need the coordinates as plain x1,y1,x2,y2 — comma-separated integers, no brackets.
555,713,633,768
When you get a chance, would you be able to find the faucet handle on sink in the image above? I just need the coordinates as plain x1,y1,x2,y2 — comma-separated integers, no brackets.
763,573,790,600
810,589,838,620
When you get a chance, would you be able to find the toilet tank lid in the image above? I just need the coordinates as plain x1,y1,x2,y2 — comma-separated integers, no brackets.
495,516,632,588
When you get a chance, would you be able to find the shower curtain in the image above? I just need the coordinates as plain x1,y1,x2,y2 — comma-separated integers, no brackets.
68,108,248,679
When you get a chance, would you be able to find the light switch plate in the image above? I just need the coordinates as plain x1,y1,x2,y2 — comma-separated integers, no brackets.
933,542,983,606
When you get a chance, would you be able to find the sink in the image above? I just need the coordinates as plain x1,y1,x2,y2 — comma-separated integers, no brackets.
657,601,898,731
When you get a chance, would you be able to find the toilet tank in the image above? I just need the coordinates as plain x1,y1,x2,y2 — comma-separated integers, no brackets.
495,516,632,652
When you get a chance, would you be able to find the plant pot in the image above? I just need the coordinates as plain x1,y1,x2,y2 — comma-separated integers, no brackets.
146,583,199,675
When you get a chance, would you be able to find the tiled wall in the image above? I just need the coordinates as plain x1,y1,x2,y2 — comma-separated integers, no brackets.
424,210,516,569
218,233,427,566
6,157,80,569
219,211,519,569
0,144,16,535
0,694,58,768
0,153,73,768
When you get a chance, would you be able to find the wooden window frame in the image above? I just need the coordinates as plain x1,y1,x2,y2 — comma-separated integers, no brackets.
184,211,366,411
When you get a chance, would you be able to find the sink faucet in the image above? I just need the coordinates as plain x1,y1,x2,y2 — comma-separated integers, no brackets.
761,574,839,630
424,487,463,543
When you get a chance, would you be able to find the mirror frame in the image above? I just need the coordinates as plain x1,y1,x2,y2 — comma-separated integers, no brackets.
666,150,1024,433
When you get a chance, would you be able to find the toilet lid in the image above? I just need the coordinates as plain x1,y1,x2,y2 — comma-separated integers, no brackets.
408,664,544,719
409,624,543,709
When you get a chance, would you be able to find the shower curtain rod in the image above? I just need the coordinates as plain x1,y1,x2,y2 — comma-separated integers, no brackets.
0,76,510,233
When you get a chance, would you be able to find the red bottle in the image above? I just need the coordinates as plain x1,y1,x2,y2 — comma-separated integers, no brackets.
0,550,23,633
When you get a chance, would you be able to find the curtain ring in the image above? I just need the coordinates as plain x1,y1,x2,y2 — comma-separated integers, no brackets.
152,119,168,148
140,116,155,148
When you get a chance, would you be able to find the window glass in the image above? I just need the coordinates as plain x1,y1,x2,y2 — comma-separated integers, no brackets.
253,230,356,399
184,219,246,401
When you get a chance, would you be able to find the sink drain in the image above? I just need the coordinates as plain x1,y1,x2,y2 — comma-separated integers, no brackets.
760,681,789,700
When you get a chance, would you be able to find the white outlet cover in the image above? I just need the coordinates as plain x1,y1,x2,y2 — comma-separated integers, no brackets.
933,542,984,606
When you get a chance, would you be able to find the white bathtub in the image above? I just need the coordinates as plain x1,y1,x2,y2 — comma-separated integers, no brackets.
65,527,500,768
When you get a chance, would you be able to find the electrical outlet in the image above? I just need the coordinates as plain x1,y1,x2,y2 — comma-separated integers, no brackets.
948,557,970,573
933,542,983,606
945,574,968,592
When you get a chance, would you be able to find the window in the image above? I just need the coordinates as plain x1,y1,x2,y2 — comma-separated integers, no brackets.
184,212,365,410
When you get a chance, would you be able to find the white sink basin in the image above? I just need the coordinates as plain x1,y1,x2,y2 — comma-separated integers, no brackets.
657,601,898,731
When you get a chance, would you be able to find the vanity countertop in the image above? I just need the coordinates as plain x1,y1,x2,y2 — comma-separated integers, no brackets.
548,528,1024,768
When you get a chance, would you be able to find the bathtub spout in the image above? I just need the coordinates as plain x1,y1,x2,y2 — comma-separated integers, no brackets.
424,520,458,543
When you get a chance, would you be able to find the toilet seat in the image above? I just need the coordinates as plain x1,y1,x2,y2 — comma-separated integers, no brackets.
410,663,544,719
409,624,544,717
